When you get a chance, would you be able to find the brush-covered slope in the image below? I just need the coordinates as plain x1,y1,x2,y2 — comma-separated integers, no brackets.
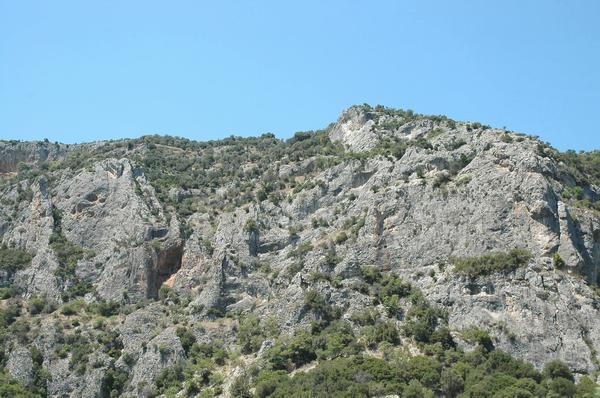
1,105,600,397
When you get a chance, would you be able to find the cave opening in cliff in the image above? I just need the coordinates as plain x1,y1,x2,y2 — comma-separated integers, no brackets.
149,242,184,299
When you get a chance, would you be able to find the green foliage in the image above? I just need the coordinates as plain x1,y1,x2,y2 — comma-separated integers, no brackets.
230,375,252,398
28,296,46,315
364,320,400,345
57,332,94,375
561,184,600,212
0,244,32,273
244,219,258,233
50,208,86,278
426,128,444,140
462,327,495,352
200,237,214,256
127,130,343,214
558,150,600,187
237,315,265,354
311,217,329,228
49,207,93,300
552,253,566,269
378,275,413,316
287,242,313,258
30,347,49,396
176,326,197,354
563,186,584,200
158,285,179,303
360,265,382,284
452,248,532,278
446,138,467,151
265,320,359,371
334,231,348,244
101,367,130,398
61,303,77,316
0,370,33,398
543,359,574,382
255,330,594,398
0,304,21,328
403,294,448,344
0,286,20,299
357,267,413,317
304,290,341,330
154,340,228,395
87,300,120,317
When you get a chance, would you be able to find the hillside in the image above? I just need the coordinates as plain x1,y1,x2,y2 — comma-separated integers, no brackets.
1,104,600,397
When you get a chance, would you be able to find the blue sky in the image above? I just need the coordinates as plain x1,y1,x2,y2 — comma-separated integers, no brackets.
0,1,598,150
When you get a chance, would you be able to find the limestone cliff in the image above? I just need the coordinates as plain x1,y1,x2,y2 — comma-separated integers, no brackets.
1,105,599,397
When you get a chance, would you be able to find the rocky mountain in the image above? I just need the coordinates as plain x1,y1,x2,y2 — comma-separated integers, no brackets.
1,104,600,397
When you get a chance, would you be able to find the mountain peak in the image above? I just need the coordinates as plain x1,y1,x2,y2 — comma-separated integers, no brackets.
1,106,600,396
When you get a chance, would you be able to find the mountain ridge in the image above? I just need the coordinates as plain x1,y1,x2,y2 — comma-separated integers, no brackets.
1,105,600,397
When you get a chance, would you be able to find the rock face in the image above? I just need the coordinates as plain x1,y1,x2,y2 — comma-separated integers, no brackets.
1,105,600,396
0,141,67,174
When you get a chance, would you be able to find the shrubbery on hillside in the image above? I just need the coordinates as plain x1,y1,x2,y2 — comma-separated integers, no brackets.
0,244,32,273
452,248,532,278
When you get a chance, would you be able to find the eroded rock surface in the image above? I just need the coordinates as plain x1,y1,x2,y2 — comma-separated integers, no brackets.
1,105,599,396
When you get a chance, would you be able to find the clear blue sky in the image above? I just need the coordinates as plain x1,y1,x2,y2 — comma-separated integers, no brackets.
0,1,598,150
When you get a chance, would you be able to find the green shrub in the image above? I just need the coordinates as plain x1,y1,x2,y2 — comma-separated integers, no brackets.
287,242,313,258
101,367,130,398
237,315,264,354
462,327,495,352
562,186,584,200
68,342,93,374
350,309,377,326
0,370,31,397
334,231,348,244
543,359,574,382
452,248,532,278
304,290,341,329
49,226,86,279
376,274,413,316
558,149,600,187
360,266,382,284
552,253,566,269
0,244,32,273
373,320,400,345
176,326,197,354
61,303,77,316
0,286,19,299
28,296,46,315
230,375,252,398
88,300,120,317
403,302,447,344
98,330,123,358
30,347,50,396
244,219,258,233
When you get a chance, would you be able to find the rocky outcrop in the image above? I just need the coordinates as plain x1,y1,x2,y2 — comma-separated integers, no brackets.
1,106,600,395
0,141,68,173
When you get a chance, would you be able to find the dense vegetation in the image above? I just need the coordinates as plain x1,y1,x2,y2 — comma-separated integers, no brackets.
559,150,600,188
236,279,596,398
0,297,129,398
452,249,532,278
0,244,32,273
250,350,596,398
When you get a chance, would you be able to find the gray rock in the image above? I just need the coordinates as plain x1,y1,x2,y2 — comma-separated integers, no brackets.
2,106,600,395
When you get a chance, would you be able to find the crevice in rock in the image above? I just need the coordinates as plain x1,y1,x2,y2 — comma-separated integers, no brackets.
248,230,259,256
148,241,184,298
